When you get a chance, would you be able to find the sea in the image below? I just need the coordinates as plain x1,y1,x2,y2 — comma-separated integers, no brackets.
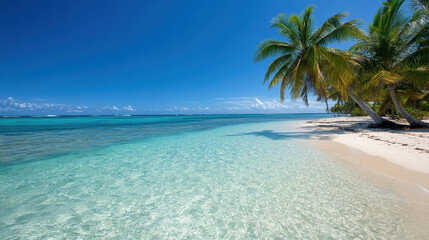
0,114,420,239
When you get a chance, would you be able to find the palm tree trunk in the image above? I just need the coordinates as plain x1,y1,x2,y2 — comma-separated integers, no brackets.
348,90,395,125
387,84,429,128
324,98,329,112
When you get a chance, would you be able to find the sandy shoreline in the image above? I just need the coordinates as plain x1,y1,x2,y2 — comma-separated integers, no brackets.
296,116,429,190
297,116,429,237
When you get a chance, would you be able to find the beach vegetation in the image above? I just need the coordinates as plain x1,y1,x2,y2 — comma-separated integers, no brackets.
256,0,429,128
254,6,361,107
351,0,429,127
254,5,397,126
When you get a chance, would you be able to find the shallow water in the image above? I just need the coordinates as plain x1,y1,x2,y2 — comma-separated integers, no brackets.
0,115,418,239
0,114,324,165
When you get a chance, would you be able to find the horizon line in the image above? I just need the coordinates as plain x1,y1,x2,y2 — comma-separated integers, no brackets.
0,112,338,118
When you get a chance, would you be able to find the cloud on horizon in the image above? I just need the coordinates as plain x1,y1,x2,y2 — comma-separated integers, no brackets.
162,97,330,114
216,97,329,113
102,105,135,111
0,96,330,115
0,97,136,115
166,106,211,112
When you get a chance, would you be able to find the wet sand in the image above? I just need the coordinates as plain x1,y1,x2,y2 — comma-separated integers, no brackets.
296,116,429,238
297,116,429,189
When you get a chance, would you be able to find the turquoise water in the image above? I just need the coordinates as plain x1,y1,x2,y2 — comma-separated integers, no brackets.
0,115,416,239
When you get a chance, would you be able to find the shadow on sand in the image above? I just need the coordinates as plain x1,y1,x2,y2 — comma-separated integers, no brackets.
227,119,428,141
228,129,333,140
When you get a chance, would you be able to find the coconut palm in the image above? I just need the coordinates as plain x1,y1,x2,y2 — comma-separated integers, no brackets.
411,0,429,48
345,58,400,126
412,0,429,23
254,6,394,125
352,0,429,127
412,0,429,11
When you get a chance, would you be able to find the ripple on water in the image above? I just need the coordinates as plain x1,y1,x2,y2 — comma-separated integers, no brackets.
0,121,417,239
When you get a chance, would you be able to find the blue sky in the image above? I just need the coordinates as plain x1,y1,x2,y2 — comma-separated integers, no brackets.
0,0,388,115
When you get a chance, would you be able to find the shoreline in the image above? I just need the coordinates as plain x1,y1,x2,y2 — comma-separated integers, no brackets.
296,116,429,238
310,137,429,238
296,116,429,191
313,138,429,192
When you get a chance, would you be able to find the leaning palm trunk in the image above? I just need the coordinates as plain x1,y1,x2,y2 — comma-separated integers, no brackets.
387,84,429,128
348,90,396,125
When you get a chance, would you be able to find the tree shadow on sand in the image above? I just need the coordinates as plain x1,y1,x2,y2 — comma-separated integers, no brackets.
227,129,338,141
227,119,429,141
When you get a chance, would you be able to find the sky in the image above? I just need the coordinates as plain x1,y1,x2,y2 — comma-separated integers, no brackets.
0,0,391,115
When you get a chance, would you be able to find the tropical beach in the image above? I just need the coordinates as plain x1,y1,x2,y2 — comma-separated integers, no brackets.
301,117,429,179
0,114,428,239
1,0,429,239
302,116,429,239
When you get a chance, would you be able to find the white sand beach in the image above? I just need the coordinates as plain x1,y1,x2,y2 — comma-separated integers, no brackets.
297,116,429,190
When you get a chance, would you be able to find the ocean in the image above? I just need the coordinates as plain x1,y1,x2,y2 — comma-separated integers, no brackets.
0,114,416,239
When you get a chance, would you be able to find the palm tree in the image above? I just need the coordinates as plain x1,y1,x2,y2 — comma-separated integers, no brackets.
411,0,429,30
343,58,398,125
411,0,429,50
254,6,395,125
352,0,429,127
412,0,429,11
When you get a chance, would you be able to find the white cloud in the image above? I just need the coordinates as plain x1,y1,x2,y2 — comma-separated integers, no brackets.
124,105,135,111
102,105,135,111
251,97,289,110
0,97,88,114
221,97,288,111
102,106,118,111
166,106,211,113
218,96,329,113
0,96,329,115
0,97,136,114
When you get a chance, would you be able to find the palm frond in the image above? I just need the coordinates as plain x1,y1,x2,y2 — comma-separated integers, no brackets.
270,13,301,46
411,0,429,12
404,69,429,88
263,54,294,83
265,58,295,89
372,70,402,85
319,47,356,91
311,12,349,43
304,45,323,80
399,46,429,66
254,39,295,62
316,19,362,46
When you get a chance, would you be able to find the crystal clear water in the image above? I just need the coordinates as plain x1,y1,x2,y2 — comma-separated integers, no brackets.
0,114,417,239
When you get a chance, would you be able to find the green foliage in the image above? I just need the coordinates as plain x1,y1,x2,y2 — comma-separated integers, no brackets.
419,99,429,110
405,107,426,119
256,1,429,124
330,92,429,119
330,100,367,116
330,100,356,113
255,6,361,105
351,107,367,116
350,0,429,124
